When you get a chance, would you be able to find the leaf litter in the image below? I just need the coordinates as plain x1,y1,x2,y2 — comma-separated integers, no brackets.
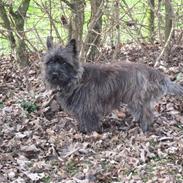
0,44,183,183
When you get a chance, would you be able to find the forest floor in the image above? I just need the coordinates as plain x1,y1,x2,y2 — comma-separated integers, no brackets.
0,43,183,183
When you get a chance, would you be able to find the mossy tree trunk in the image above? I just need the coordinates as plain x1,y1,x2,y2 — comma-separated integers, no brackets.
147,0,155,42
10,0,30,66
0,0,30,66
86,0,103,61
0,1,16,50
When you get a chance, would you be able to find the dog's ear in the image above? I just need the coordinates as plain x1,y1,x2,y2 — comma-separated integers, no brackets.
66,39,77,55
46,36,53,50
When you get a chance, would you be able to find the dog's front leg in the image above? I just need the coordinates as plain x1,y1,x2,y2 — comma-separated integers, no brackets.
78,112,102,134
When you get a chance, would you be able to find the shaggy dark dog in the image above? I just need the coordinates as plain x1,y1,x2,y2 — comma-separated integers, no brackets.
42,37,183,133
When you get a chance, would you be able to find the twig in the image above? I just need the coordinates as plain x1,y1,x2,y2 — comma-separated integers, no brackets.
154,25,174,67
154,0,175,67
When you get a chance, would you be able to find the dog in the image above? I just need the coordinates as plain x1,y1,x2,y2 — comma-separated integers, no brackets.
42,37,183,133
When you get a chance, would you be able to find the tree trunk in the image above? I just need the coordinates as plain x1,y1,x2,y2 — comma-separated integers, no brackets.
147,0,155,42
165,0,173,42
0,1,16,50
0,0,30,66
112,0,120,61
86,0,103,62
69,0,85,52
164,0,174,61
10,0,30,66
157,0,163,44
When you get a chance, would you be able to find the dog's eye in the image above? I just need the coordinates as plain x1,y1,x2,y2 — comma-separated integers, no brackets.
62,62,69,68
62,62,73,71
46,58,61,65
46,60,53,65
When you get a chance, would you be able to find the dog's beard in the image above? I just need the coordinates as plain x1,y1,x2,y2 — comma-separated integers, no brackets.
44,70,66,88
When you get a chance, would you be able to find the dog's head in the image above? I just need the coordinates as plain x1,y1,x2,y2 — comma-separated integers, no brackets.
43,37,82,89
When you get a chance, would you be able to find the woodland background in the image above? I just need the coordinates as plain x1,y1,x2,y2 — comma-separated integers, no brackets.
0,0,183,183
0,0,183,65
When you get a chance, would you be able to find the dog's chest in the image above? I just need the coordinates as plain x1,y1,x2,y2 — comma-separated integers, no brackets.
56,91,76,114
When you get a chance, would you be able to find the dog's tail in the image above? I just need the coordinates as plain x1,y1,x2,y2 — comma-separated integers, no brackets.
166,79,183,96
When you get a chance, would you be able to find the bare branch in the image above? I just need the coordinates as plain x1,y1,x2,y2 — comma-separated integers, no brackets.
60,0,74,9
154,24,174,67
16,0,31,18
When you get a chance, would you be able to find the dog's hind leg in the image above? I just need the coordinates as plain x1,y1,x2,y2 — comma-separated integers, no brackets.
128,102,154,132
139,103,154,132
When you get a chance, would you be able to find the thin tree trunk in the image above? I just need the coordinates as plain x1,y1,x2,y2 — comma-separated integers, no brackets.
9,0,30,66
69,0,85,51
115,0,120,45
147,0,155,42
165,0,173,42
80,0,103,62
48,0,53,37
0,1,16,50
164,0,174,61
85,0,103,62
112,0,120,61
155,0,174,66
157,0,163,44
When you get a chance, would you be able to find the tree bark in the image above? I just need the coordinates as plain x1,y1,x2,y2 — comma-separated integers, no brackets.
85,0,103,62
165,0,173,42
0,1,16,50
9,0,30,66
0,0,30,66
112,0,120,61
147,0,155,42
164,0,174,61
68,0,85,52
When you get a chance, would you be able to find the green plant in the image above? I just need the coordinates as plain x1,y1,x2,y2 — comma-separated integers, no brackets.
0,101,4,109
20,100,38,113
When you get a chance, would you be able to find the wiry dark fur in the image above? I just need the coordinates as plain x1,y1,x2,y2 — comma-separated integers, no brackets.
42,37,183,133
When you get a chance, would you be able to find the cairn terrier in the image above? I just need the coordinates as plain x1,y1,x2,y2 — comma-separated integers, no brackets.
42,37,183,133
